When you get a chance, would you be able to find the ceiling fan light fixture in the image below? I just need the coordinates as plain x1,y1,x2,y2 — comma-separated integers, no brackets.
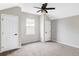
34,3,55,13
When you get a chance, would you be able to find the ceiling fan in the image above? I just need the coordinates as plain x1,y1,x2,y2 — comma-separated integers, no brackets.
34,3,55,13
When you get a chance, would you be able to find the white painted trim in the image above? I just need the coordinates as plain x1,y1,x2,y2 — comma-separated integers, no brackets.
56,41,79,49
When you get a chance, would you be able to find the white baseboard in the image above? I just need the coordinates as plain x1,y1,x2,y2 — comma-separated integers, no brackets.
56,41,79,48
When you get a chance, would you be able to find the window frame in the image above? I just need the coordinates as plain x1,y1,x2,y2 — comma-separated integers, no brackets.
26,18,35,35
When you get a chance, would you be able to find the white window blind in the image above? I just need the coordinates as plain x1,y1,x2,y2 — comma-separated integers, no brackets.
26,18,35,35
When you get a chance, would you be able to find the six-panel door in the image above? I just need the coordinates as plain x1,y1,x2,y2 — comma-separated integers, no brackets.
1,14,20,52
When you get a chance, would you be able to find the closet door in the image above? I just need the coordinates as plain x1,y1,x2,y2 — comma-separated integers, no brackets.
45,19,51,41
1,14,20,52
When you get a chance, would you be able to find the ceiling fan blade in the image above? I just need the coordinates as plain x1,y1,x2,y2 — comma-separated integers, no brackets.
37,10,41,13
34,7,41,9
45,8,55,10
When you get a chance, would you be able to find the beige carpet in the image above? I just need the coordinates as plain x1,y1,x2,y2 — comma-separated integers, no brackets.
7,42,79,56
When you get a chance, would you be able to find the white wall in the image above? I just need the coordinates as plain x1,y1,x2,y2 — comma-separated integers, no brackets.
51,20,57,41
20,12,40,44
0,7,40,45
57,15,79,48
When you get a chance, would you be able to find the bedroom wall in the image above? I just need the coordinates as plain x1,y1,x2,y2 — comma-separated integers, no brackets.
20,12,40,44
51,20,57,42
57,15,79,48
0,6,40,44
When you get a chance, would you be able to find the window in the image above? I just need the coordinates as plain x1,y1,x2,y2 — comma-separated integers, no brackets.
26,18,35,35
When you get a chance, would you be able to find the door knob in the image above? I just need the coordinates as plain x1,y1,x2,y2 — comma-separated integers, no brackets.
14,33,18,35
45,32,47,33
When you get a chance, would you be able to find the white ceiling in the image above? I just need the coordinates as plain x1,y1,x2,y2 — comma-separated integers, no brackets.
0,3,79,19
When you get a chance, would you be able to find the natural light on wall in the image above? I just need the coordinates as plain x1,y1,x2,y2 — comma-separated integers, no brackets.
26,18,35,35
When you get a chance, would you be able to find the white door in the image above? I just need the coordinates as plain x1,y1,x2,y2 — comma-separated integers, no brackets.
45,19,51,41
1,14,20,52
